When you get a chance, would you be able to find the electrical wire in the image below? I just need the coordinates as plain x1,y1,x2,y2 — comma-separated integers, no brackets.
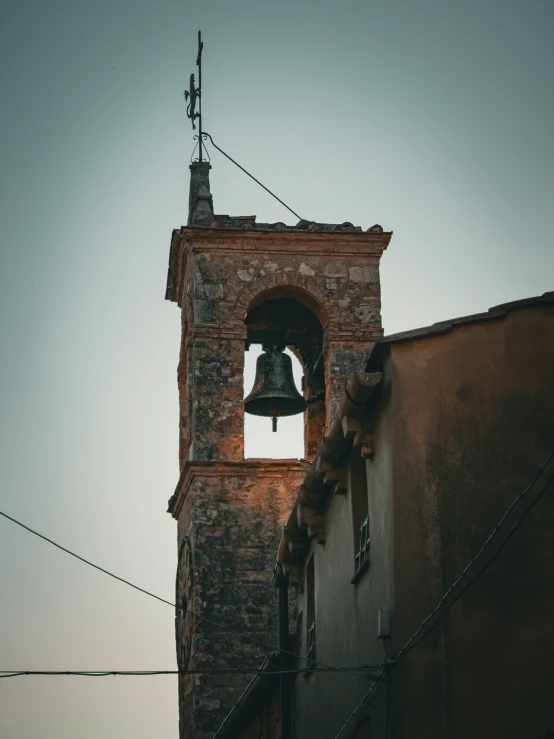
0,667,383,680
394,449,553,662
0,509,366,680
0,510,176,608
332,449,554,738
4,452,551,719
403,471,554,656
200,132,303,221
333,660,388,738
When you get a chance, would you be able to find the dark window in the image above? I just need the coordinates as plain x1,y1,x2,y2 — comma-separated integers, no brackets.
350,451,370,578
306,555,316,668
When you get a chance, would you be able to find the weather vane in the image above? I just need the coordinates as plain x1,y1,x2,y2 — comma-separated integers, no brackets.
184,31,204,161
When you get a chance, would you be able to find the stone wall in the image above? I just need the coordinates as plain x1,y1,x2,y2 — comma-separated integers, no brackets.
168,225,390,468
171,461,306,739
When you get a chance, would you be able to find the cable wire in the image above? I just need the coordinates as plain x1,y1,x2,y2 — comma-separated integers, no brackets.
403,470,554,656
200,132,303,221
0,510,176,608
333,660,388,738
394,449,553,662
332,449,554,738
0,667,383,679
0,509,365,679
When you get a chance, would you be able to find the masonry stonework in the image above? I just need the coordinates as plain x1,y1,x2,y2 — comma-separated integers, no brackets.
171,461,306,739
166,162,390,738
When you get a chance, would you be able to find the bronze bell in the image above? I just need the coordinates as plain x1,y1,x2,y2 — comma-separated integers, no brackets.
244,348,307,431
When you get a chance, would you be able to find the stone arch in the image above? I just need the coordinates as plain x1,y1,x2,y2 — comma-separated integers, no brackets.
232,273,337,330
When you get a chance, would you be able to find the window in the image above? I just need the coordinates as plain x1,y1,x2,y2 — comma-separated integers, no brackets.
306,555,316,669
350,450,370,581
355,516,370,572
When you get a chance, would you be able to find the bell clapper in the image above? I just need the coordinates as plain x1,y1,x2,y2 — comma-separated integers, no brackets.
272,415,278,433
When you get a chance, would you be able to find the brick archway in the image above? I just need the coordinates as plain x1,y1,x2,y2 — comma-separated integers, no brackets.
232,273,337,330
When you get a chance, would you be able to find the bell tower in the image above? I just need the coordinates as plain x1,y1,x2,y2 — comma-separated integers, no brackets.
166,161,391,739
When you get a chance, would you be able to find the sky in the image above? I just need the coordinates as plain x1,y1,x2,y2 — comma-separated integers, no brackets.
0,0,553,737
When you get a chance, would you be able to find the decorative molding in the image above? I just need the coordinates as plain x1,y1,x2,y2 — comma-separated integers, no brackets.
296,502,325,544
355,432,375,459
323,466,348,495
341,416,362,439
168,459,308,519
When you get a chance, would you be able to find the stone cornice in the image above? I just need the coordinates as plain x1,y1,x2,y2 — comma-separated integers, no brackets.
183,224,390,241
166,227,391,304
168,459,309,519
182,226,390,254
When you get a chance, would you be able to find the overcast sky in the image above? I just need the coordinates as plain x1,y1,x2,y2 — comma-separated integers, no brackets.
1,1,553,737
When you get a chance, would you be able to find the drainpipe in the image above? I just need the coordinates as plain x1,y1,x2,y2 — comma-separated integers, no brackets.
274,563,292,739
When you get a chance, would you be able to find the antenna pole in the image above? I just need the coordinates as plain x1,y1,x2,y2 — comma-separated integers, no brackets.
197,31,203,162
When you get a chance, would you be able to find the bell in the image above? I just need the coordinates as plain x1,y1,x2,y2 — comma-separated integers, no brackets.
245,348,307,431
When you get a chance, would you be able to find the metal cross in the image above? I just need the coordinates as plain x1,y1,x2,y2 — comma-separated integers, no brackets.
184,31,204,161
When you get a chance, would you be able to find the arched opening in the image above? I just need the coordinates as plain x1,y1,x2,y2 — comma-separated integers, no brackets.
243,294,326,460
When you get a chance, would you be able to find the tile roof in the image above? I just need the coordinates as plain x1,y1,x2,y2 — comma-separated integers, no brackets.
379,291,554,346
213,214,385,233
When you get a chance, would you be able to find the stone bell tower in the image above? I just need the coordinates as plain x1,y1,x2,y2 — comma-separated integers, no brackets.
165,161,391,739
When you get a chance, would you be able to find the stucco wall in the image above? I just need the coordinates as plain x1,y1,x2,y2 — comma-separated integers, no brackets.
390,302,554,739
293,366,394,739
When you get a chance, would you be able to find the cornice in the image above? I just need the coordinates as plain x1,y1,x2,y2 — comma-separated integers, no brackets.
166,226,390,304
168,459,309,519
179,226,390,252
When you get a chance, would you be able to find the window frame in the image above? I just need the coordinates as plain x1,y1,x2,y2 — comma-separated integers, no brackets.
349,451,371,584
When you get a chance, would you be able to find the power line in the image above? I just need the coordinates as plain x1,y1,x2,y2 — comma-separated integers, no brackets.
5,452,551,722
333,661,388,738
395,449,553,662
403,470,554,656
199,132,303,221
0,510,175,608
0,509,363,679
332,449,554,738
0,667,383,680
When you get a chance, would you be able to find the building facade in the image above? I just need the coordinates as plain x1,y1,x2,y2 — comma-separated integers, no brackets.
278,293,554,738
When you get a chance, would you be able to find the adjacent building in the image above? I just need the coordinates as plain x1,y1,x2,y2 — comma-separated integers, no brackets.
279,292,554,738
